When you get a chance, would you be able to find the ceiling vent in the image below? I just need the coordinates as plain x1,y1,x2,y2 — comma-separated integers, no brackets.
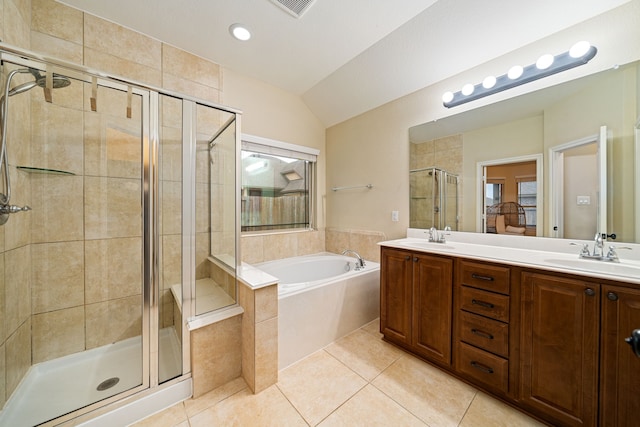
270,0,317,18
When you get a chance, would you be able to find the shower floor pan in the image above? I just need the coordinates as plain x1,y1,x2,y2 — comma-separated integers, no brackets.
0,327,181,427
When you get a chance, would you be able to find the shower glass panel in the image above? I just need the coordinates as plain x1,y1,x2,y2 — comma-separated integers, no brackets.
158,94,184,383
194,104,237,316
0,57,147,426
409,167,459,230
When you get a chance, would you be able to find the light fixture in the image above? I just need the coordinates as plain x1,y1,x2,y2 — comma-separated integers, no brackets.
442,41,597,108
229,23,251,41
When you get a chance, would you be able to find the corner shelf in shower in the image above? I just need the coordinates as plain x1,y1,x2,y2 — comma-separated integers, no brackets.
17,166,76,176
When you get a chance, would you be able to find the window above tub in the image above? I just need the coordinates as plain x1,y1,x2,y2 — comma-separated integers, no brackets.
241,134,318,233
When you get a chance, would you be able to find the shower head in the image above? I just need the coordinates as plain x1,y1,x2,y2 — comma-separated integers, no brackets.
7,69,71,97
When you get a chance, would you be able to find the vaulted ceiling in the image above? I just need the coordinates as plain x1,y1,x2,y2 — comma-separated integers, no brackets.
59,0,631,126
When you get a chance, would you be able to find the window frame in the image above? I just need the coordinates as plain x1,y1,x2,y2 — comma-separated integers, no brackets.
240,134,319,234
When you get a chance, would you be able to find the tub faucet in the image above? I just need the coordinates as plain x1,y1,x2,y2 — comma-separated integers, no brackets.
342,249,365,270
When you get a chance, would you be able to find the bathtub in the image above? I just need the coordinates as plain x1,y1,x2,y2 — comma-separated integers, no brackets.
256,252,380,369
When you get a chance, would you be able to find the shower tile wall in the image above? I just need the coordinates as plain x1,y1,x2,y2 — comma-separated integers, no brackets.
410,134,463,230
0,0,224,409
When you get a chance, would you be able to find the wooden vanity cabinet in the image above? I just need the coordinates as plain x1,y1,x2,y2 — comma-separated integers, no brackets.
600,285,640,427
519,271,600,427
455,260,513,395
380,247,453,367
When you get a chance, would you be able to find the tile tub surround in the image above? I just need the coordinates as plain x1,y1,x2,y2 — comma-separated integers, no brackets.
131,319,544,427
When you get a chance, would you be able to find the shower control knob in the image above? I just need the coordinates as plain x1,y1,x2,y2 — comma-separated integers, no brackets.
0,204,31,214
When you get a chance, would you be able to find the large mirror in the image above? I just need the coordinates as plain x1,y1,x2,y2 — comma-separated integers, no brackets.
410,59,639,243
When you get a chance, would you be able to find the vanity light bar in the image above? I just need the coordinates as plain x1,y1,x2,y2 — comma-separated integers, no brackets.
442,42,597,108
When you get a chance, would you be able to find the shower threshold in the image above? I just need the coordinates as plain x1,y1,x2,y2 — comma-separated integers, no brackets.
0,327,181,427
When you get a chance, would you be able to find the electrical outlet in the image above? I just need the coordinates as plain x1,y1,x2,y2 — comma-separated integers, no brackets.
391,210,399,222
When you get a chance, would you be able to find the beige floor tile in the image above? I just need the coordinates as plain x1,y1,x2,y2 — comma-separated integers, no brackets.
188,386,306,427
372,355,476,427
184,376,247,418
318,384,426,426
130,402,187,427
277,350,367,425
360,318,383,338
325,328,403,381
459,392,546,427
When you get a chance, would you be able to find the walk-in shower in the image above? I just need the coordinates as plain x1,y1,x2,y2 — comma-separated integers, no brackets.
410,167,459,230
0,45,240,426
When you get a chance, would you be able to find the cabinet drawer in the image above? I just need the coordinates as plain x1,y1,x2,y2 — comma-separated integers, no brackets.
458,311,509,357
457,341,509,393
460,261,510,295
460,286,510,322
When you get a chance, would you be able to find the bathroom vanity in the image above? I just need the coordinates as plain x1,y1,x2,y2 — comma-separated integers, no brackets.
379,233,640,427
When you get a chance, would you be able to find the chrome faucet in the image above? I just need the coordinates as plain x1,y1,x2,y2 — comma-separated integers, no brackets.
342,249,365,270
593,232,605,258
428,226,447,243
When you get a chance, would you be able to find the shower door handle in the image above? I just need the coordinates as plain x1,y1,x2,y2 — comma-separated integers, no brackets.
625,329,640,358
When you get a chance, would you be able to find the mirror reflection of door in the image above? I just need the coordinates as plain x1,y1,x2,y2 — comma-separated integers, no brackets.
550,126,608,240
483,161,537,236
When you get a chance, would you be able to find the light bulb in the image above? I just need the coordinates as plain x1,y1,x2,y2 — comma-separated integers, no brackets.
229,24,251,41
508,65,523,80
442,92,454,103
569,41,591,58
482,76,496,89
536,54,554,70
461,84,474,96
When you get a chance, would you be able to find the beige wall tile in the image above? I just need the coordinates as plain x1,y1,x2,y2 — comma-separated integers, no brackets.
31,101,84,174
254,317,278,393
191,314,242,398
32,306,85,363
195,231,210,279
162,44,220,89
159,128,183,182
85,295,142,349
85,237,142,304
0,342,5,408
31,0,83,43
254,285,277,323
5,318,31,398
0,1,4,42
195,182,209,233
348,230,386,263
263,233,297,262
296,229,325,255
84,176,142,240
30,174,84,243
32,241,84,314
240,234,264,264
84,48,162,87
4,245,31,335
161,180,181,235
31,30,83,64
84,14,161,70
161,234,182,289
4,169,30,250
84,113,142,179
3,0,30,48
0,254,5,343
162,73,220,104
241,310,255,392
325,228,349,254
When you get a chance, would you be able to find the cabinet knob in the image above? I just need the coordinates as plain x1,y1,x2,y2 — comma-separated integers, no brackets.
625,329,640,358
607,291,618,301
584,288,596,297
405,255,411,261
413,257,418,262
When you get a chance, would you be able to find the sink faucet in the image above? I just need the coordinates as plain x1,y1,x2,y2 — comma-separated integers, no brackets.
428,227,447,243
593,232,605,258
342,249,365,270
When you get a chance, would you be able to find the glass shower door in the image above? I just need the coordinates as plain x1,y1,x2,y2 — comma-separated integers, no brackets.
0,56,148,425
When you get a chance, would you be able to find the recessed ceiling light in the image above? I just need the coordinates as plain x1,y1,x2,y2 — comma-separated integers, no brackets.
229,24,251,41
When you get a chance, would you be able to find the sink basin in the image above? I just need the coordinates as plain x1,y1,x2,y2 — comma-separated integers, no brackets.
543,258,640,278
401,241,456,251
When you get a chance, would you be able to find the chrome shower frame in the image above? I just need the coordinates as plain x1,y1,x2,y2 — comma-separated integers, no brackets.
0,43,242,426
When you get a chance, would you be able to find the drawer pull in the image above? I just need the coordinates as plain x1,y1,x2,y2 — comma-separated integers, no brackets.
470,361,494,374
471,328,494,340
471,299,495,309
471,273,494,282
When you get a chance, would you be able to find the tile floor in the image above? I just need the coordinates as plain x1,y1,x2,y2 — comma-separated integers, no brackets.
131,319,546,427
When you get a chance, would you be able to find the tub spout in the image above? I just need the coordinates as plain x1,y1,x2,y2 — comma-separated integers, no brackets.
341,249,365,270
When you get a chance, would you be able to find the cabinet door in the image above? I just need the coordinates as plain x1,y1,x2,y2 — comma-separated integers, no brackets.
380,248,413,346
520,272,599,427
600,285,640,427
412,253,453,366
